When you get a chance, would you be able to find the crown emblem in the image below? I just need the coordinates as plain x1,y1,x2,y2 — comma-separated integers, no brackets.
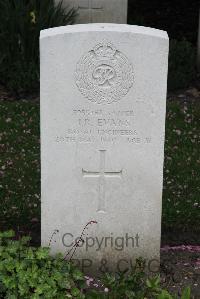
75,41,134,104
93,42,116,59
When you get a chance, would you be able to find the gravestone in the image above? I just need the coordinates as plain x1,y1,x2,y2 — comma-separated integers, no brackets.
54,0,128,24
40,24,169,274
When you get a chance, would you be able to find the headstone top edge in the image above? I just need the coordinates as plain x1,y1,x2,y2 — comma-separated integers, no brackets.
40,24,168,40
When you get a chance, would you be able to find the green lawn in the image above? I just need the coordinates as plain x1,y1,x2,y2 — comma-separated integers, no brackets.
0,99,199,238
163,99,200,231
0,101,40,234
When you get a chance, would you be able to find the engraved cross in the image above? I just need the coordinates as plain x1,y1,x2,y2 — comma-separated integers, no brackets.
78,0,103,22
82,150,122,213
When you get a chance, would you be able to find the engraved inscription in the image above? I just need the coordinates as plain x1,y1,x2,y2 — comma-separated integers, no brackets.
75,41,134,104
54,107,152,144
82,150,122,212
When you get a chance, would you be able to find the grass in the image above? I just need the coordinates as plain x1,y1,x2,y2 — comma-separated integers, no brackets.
0,101,40,236
0,99,199,239
163,99,200,232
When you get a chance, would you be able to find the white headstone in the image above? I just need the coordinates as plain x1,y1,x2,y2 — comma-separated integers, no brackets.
40,24,169,275
55,0,127,24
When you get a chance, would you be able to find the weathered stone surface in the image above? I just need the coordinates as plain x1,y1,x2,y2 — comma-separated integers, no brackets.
40,24,169,274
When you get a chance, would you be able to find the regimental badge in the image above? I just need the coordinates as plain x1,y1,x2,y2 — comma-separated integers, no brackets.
75,41,134,104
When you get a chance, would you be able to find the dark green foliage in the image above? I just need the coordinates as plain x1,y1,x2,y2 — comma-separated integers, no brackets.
128,0,199,44
0,101,40,236
168,40,196,91
87,262,191,298
163,99,200,231
0,231,191,298
0,0,76,93
87,266,163,298
157,288,191,299
0,230,86,298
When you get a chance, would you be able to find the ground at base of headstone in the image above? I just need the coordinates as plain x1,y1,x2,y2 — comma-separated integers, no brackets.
84,249,200,298
160,248,200,298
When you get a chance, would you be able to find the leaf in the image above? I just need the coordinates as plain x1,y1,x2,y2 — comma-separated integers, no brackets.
146,275,160,288
0,230,15,239
157,290,173,299
72,269,84,281
181,287,191,299
35,247,49,259
71,287,81,297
